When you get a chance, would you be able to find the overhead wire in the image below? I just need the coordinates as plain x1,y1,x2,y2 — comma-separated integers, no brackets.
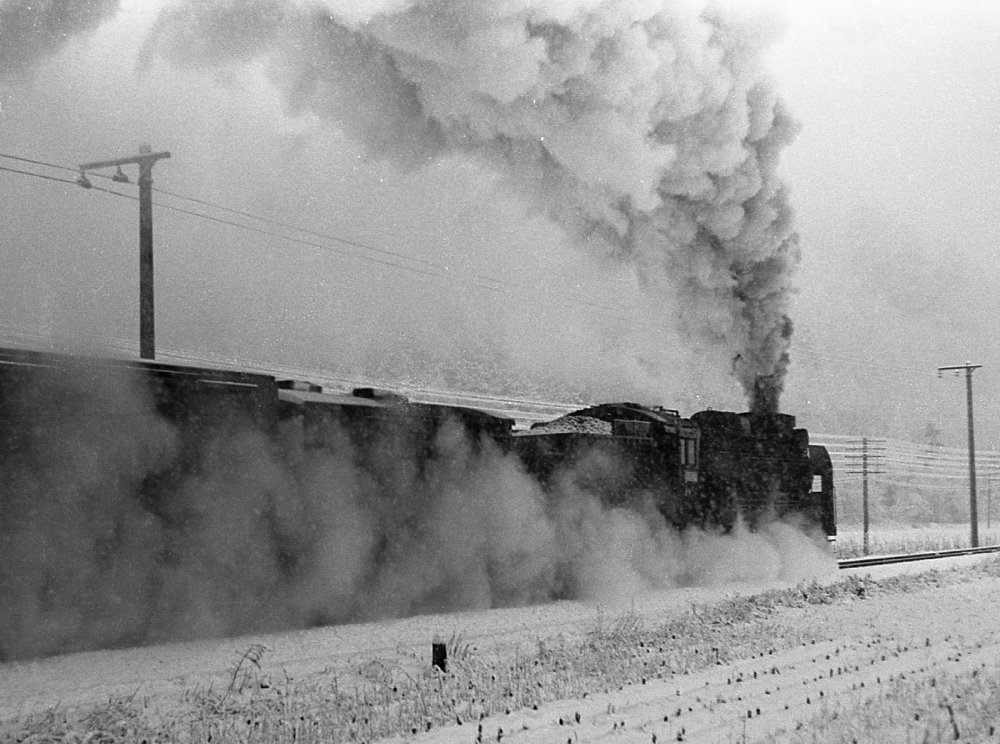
151,185,467,275
0,164,78,186
2,151,993,434
795,348,933,378
0,154,500,286
0,150,648,399
0,151,626,315
821,436,1000,491
0,153,509,281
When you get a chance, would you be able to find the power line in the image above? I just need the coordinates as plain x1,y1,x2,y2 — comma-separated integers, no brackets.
0,152,497,283
871,477,974,491
0,153,80,173
814,434,1000,463
157,197,491,287
151,185,459,275
795,348,933,378
0,164,77,186
2,151,518,288
0,151,630,316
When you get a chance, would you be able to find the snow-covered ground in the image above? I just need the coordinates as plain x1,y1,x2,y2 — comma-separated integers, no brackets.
2,553,998,742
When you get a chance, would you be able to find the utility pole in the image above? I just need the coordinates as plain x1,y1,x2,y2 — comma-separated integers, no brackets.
845,437,886,555
78,145,171,360
938,363,982,547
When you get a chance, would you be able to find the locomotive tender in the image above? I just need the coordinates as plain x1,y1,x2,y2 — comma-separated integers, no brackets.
0,346,836,538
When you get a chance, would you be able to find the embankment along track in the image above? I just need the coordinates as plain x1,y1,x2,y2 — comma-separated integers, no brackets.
0,581,797,721
838,544,1000,570
2,552,1000,742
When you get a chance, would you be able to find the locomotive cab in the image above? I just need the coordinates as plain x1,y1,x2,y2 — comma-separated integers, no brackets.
807,444,838,541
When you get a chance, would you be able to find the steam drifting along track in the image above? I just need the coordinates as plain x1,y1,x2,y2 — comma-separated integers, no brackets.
838,544,1000,570
5,550,1000,743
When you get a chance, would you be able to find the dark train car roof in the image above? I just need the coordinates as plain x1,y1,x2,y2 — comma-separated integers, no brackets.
0,346,276,388
278,386,514,429
278,388,386,409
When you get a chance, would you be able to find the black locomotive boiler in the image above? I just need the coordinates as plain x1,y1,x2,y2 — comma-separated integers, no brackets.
511,403,836,539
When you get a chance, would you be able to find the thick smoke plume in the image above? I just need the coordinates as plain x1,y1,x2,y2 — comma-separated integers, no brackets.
136,0,801,411
0,366,833,661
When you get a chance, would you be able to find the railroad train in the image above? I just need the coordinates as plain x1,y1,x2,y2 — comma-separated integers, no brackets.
0,345,836,539
0,346,836,659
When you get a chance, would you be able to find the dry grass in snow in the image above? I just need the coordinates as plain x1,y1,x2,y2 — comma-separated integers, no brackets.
4,559,1000,743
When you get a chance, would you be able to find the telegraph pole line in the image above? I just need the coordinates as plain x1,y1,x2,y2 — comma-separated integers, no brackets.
78,145,171,360
845,437,886,555
938,362,982,547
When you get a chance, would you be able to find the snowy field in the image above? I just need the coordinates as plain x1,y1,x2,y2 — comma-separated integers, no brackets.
3,554,999,743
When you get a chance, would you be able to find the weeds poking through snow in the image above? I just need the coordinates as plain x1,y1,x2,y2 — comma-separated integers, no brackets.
6,561,1000,742
228,643,271,694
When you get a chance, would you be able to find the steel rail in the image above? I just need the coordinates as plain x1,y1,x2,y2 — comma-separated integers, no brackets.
838,544,1000,569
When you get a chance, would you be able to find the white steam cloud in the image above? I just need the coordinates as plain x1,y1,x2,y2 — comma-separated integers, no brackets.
0,0,817,662
135,0,801,410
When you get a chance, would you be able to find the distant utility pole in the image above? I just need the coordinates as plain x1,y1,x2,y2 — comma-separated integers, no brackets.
938,363,982,548
78,145,171,360
845,437,886,555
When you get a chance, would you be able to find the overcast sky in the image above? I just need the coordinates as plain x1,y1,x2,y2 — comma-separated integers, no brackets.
1,0,997,448
768,0,1000,447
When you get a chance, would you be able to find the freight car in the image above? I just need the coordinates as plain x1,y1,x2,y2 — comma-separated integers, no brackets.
0,346,280,527
512,403,837,539
0,346,514,520
0,347,521,660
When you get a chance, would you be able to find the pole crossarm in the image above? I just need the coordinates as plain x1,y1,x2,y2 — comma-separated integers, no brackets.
938,363,981,374
78,151,171,171
77,146,170,360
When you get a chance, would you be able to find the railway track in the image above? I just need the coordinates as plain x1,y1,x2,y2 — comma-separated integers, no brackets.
838,544,1000,569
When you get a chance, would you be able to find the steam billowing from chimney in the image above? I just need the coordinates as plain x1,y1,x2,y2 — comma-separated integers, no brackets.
139,0,800,410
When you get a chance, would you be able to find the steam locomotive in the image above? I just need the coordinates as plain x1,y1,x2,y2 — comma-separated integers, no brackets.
0,346,838,662
512,403,836,538
0,346,836,540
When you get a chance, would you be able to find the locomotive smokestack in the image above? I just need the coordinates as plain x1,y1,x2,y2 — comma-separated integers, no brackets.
745,315,794,414
751,373,781,414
